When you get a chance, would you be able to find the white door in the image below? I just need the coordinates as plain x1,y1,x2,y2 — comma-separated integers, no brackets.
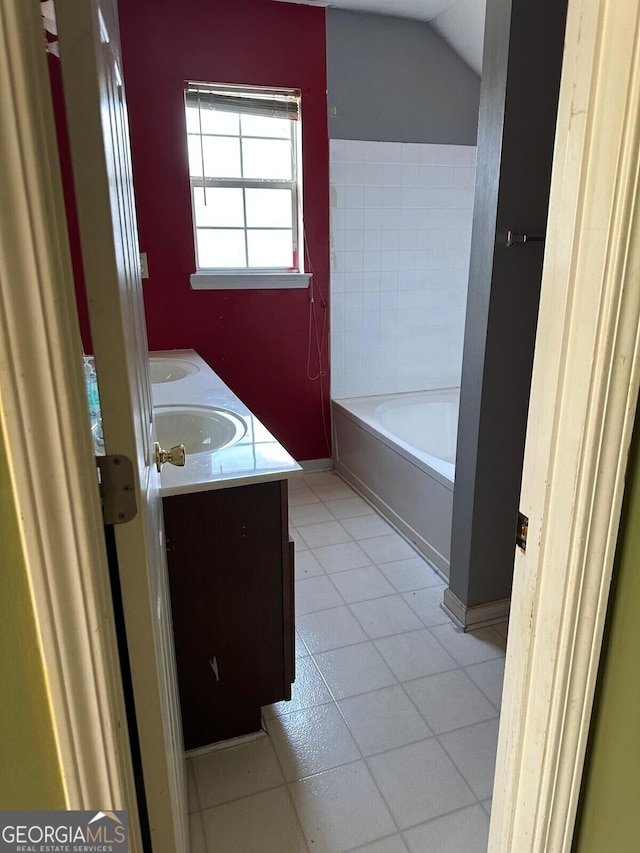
55,1,188,850
489,0,640,850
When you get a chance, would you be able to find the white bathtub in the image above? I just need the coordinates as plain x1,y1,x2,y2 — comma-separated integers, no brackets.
332,389,459,578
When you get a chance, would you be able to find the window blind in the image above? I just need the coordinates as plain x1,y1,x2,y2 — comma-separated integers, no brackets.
185,84,300,121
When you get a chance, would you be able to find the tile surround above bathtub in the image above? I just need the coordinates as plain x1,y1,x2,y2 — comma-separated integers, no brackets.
330,139,476,399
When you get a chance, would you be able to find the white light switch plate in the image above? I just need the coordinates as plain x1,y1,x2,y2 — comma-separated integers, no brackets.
140,252,149,279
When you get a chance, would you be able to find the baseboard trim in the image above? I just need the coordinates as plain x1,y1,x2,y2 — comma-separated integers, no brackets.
300,458,333,473
442,588,511,631
335,460,449,581
185,727,267,758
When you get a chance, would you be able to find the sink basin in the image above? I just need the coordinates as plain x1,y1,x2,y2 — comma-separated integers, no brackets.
149,358,200,384
154,404,247,455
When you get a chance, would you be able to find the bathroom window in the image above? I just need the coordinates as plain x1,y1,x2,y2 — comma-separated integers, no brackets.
185,83,309,290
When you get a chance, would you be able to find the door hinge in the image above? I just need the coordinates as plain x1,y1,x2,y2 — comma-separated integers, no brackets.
97,455,137,524
516,510,529,552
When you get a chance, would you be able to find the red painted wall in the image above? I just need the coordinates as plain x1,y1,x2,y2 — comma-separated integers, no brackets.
118,0,331,461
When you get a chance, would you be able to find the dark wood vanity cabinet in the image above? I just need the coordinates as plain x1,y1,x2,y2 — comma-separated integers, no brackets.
163,478,295,750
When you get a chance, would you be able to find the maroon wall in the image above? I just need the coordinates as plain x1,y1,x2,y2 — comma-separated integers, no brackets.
118,0,330,461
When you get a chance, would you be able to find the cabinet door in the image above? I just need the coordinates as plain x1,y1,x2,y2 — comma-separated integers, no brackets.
164,480,294,748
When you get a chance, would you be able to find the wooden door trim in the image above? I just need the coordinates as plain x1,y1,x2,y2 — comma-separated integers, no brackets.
490,1,640,850
0,0,141,842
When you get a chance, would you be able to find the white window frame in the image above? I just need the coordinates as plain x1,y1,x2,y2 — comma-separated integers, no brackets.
185,82,310,290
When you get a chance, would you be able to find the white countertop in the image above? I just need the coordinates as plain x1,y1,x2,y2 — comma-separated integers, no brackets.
151,349,302,497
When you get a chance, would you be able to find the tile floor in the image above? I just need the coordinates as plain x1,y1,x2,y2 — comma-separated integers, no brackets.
188,471,507,853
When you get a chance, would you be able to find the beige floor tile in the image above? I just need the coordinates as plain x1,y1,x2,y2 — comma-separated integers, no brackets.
465,656,506,710
187,759,199,812
295,576,344,615
367,739,475,829
403,804,490,853
374,629,457,681
345,835,409,853
351,595,424,639
297,605,368,653
192,736,284,809
290,502,335,527
295,550,325,580
266,703,360,781
404,669,497,734
438,718,500,800
298,520,352,549
359,533,416,564
402,586,450,627
313,540,373,573
330,566,396,603
492,620,509,640
262,656,331,719
340,514,395,540
428,623,505,666
339,684,431,756
302,471,339,488
314,641,397,699
378,557,443,592
202,786,309,853
189,811,207,853
290,761,396,853
289,484,322,506
290,527,309,552
311,482,356,502
325,496,376,520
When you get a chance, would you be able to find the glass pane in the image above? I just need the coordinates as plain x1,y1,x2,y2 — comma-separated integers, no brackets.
240,113,292,139
185,106,239,136
188,135,241,178
245,188,293,228
187,135,203,178
197,229,246,268
193,187,244,228
242,138,292,180
247,230,293,268
203,136,241,178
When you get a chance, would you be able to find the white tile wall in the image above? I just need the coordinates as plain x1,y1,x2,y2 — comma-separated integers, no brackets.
330,139,476,399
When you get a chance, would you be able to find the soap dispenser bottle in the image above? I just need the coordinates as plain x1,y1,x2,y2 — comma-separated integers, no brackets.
84,355,105,455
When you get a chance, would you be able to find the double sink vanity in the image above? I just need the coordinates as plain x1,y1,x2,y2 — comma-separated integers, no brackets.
151,350,301,750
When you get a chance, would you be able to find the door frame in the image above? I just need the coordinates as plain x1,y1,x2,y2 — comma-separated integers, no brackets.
0,1,142,848
2,1,639,853
490,0,640,849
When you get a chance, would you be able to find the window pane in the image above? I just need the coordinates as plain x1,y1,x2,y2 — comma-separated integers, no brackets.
240,113,292,139
187,135,204,178
245,189,293,228
185,106,239,136
188,135,242,178
203,136,242,178
242,139,292,180
247,230,293,268
193,187,244,228
197,229,246,268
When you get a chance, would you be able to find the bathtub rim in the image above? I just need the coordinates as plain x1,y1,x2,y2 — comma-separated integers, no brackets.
332,388,458,491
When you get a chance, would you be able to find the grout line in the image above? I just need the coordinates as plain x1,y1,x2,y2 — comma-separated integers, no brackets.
463,661,506,712
398,799,491,841
290,479,500,838
345,832,409,853
187,758,202,814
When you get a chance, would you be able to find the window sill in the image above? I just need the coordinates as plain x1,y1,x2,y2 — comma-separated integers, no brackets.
190,272,311,290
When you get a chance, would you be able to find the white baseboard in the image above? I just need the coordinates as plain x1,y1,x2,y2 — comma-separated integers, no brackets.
299,458,333,472
185,726,267,759
442,587,511,631
335,461,449,581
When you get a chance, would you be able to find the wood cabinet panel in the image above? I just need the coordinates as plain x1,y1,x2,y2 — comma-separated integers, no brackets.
163,479,294,749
